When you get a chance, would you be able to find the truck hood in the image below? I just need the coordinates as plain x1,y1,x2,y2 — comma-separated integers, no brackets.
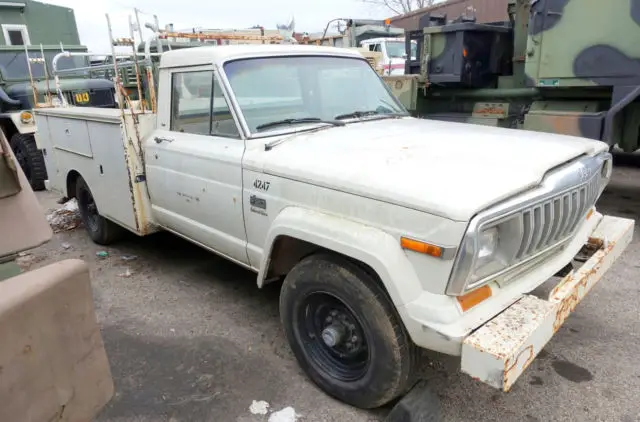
256,117,607,221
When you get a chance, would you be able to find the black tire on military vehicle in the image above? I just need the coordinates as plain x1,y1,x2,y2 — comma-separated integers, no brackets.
279,253,419,409
75,176,123,245
9,133,47,191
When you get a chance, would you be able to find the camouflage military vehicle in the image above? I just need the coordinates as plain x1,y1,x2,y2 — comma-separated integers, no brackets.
0,45,116,191
384,0,640,153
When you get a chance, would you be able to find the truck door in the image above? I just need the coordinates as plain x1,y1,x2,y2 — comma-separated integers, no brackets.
145,66,249,265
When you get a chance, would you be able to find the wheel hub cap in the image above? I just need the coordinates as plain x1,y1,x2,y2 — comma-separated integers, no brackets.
321,324,346,347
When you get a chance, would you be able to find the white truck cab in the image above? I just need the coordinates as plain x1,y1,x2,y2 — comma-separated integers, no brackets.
34,44,634,411
360,37,417,75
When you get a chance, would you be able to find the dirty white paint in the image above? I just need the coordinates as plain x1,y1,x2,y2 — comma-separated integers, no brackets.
249,400,270,415
268,406,299,422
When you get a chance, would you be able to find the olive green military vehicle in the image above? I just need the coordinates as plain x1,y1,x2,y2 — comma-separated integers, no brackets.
0,45,116,191
384,0,640,153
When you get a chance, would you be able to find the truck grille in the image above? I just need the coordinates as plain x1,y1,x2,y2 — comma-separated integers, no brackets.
515,170,601,260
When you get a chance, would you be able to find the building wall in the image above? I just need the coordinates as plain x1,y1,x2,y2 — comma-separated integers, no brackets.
390,0,509,31
0,0,81,46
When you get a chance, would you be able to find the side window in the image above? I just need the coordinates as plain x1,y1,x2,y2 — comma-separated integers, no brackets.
212,74,240,138
170,70,240,138
1,24,30,46
171,70,212,135
373,43,382,52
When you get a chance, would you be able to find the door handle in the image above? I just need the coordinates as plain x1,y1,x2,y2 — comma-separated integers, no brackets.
154,136,174,144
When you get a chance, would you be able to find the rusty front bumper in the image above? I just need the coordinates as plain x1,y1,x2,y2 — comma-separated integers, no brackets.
460,214,634,391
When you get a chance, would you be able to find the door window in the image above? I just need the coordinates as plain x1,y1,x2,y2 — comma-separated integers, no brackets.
170,70,240,138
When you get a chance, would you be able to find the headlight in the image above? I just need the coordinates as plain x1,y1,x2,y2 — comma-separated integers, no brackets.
449,214,524,294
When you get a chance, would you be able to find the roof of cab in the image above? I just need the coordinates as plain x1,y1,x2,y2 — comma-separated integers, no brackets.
159,44,364,69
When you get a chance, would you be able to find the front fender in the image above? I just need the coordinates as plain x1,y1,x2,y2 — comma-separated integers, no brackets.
258,206,423,307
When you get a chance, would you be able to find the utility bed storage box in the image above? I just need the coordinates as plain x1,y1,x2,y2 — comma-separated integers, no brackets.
34,107,158,236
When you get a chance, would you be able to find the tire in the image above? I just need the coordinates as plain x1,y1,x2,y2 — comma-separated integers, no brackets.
10,133,47,191
75,176,123,245
280,253,419,409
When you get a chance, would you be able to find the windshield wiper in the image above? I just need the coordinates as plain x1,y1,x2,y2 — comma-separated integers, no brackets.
334,109,405,120
256,117,345,131
334,110,379,120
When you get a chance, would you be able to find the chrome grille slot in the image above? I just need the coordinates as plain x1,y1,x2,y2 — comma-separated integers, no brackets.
527,206,543,256
535,201,553,250
516,210,534,259
514,173,599,261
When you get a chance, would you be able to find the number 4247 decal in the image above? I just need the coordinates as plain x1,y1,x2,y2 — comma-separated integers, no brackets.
253,179,270,191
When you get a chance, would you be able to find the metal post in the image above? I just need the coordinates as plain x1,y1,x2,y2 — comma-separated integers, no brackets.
106,13,125,112
23,44,39,108
40,44,52,106
154,15,163,56
129,14,145,111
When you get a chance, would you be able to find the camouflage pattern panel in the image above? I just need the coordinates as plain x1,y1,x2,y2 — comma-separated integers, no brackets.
525,0,640,88
522,100,605,139
382,75,421,111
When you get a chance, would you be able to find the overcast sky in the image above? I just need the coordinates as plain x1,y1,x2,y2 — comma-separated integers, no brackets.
43,0,393,52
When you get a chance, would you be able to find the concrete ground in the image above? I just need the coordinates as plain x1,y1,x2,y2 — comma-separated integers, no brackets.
22,153,640,422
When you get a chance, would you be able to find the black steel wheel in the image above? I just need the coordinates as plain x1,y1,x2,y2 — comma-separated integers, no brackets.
75,176,123,245
9,133,47,191
298,291,370,383
280,253,419,409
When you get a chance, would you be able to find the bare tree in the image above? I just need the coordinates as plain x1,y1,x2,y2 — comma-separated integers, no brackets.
361,0,441,15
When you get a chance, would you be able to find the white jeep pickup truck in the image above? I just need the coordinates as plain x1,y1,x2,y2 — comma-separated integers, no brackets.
34,44,634,409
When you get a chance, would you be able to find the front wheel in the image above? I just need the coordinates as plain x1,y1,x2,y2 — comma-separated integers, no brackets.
75,176,123,245
279,253,419,409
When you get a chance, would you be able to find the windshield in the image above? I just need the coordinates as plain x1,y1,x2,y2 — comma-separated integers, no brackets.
0,50,89,80
223,55,407,135
385,41,417,59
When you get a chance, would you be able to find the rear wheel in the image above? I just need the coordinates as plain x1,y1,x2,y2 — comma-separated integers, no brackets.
10,133,47,191
75,176,123,245
279,253,419,409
